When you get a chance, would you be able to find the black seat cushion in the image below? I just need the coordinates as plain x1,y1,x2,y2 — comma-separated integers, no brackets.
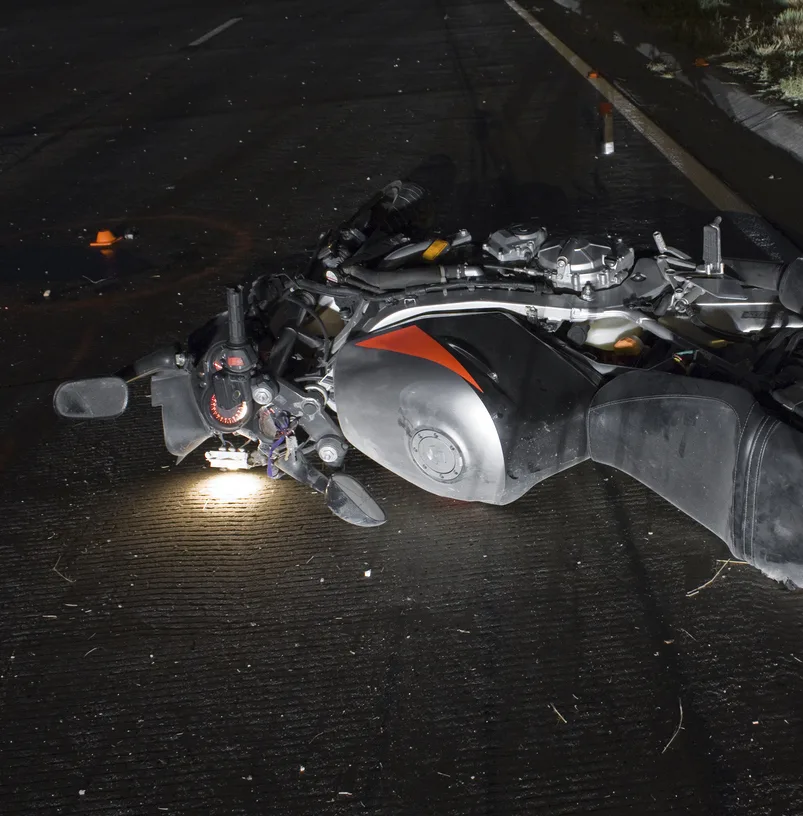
588,370,803,587
737,420,803,586
587,371,758,542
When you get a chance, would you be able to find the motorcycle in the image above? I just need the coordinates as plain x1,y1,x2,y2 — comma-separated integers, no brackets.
55,180,803,588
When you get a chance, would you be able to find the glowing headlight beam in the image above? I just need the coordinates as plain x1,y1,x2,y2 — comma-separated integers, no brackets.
197,471,266,503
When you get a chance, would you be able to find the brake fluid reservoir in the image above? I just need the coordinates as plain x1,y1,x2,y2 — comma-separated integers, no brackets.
585,317,642,351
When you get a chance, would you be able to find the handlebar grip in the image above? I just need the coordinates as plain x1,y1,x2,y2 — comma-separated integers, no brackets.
725,258,785,291
226,287,247,347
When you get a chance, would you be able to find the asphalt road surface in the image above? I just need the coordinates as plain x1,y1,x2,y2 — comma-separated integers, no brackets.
2,1,803,814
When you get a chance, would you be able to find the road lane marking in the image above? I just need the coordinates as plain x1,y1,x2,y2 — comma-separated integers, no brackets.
503,0,757,216
188,17,243,48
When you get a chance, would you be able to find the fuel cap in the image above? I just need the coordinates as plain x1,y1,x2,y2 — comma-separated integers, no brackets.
410,429,464,481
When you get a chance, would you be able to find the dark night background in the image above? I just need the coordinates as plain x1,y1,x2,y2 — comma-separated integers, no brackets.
1,0,803,813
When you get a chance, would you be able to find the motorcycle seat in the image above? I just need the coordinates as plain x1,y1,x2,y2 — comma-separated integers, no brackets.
587,371,803,588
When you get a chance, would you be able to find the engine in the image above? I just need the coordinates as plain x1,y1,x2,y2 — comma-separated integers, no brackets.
484,226,635,299
536,236,635,298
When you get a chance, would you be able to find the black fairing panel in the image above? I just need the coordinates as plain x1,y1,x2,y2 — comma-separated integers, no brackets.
588,371,803,588
335,313,599,504
151,369,212,460
427,314,600,502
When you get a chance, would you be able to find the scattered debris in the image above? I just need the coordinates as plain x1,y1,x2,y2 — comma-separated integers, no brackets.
52,556,75,584
680,628,697,642
550,703,567,724
90,229,120,248
364,569,371,578
662,698,684,754
43,289,51,298
686,559,732,596
84,648,97,658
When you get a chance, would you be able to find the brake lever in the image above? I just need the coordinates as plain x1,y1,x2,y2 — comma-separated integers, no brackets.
653,230,692,261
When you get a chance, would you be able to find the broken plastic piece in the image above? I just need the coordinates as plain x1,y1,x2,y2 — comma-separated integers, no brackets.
90,230,121,248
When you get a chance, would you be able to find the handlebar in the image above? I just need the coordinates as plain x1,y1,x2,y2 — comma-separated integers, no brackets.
226,287,247,347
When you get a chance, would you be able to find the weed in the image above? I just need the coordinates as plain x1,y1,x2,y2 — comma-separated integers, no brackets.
630,0,803,101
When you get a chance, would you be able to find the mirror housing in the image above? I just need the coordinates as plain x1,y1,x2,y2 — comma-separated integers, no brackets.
54,377,129,419
325,473,386,527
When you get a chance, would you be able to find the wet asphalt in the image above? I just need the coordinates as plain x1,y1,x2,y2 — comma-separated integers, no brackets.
2,0,803,813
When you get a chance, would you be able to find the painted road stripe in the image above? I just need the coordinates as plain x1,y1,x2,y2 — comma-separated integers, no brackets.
504,0,757,216
188,17,243,48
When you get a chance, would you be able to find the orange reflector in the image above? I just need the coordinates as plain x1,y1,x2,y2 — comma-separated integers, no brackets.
588,70,599,79
694,58,709,67
90,229,120,248
599,102,613,116
613,336,640,351
423,239,449,261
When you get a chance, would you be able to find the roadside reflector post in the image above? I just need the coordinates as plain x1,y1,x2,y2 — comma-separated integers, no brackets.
600,102,614,156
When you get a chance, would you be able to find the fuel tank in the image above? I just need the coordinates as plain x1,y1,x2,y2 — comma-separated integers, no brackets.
334,313,600,504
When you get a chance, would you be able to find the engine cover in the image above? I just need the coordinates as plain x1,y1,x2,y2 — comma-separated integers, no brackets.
537,237,634,295
334,314,599,504
483,223,548,264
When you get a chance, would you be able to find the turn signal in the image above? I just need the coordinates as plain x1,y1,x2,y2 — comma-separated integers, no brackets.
423,239,450,261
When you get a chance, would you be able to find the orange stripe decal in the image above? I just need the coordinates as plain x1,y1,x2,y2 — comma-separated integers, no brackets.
356,325,483,392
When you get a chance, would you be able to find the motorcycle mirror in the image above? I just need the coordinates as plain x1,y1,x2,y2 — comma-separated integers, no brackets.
54,377,129,419
325,473,387,527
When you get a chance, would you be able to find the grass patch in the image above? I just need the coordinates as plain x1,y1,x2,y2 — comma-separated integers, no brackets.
628,0,803,101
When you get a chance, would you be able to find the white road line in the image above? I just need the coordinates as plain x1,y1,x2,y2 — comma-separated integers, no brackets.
503,0,757,216
188,17,243,48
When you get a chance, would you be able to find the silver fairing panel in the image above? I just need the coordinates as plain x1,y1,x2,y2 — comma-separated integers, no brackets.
334,313,599,505
336,345,507,503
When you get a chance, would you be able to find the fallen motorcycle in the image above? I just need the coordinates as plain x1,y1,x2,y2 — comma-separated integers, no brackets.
55,181,803,587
